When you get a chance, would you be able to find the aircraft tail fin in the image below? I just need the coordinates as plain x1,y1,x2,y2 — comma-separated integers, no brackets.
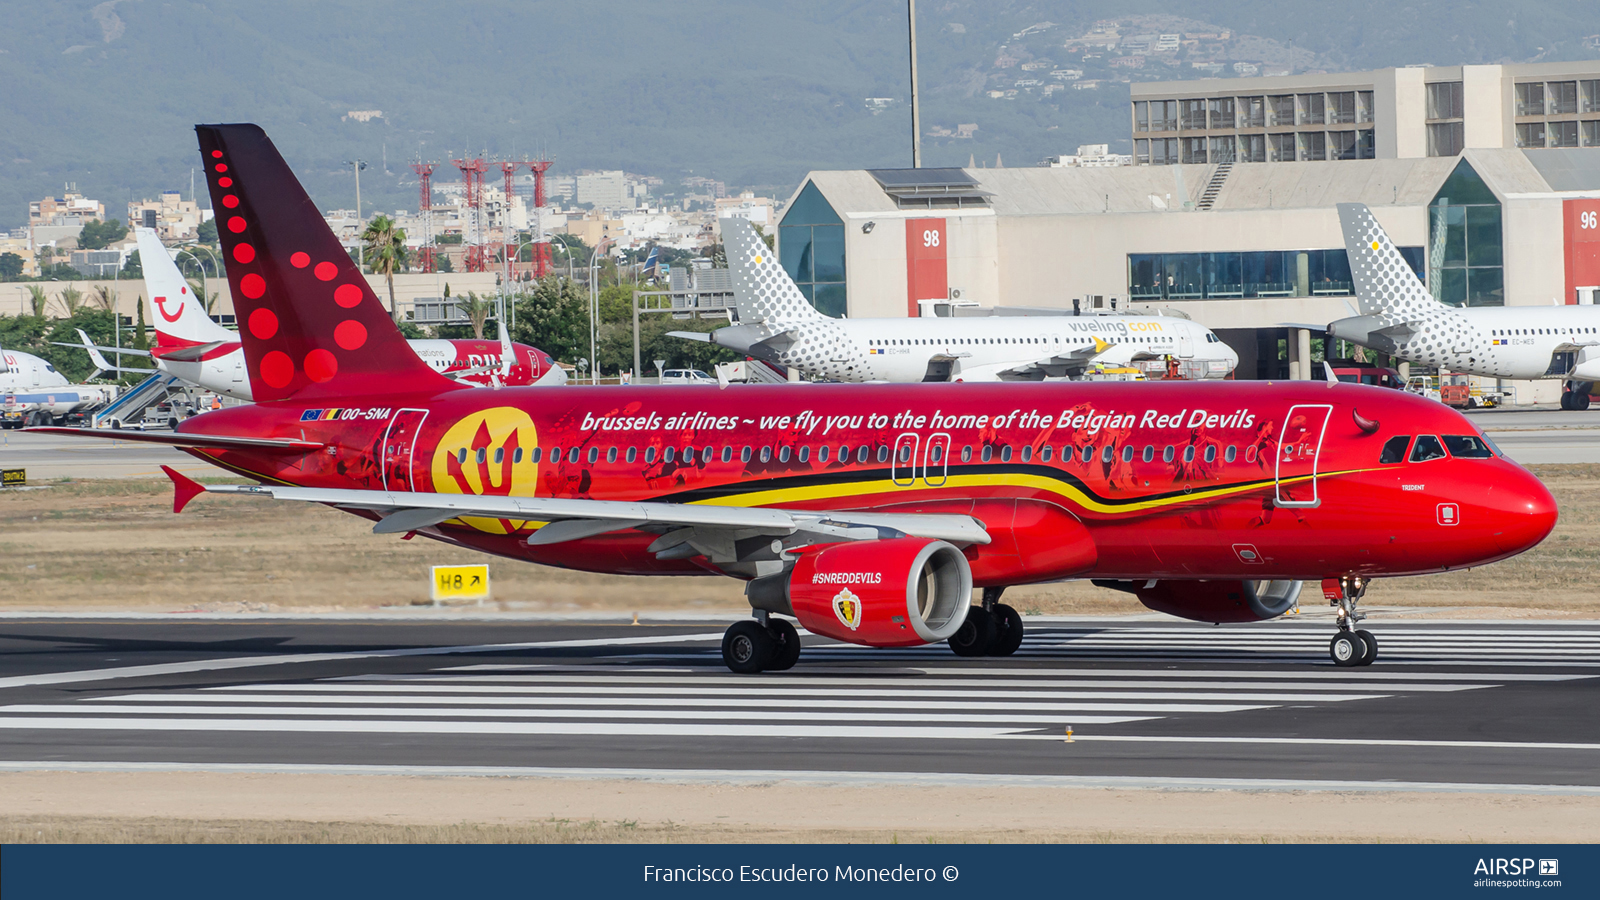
136,228,233,348
1338,203,1443,318
193,124,459,402
724,217,824,326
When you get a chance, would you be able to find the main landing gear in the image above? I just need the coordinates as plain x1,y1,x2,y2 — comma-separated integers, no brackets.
1560,381,1593,411
948,587,1025,658
1328,575,1377,667
721,613,803,674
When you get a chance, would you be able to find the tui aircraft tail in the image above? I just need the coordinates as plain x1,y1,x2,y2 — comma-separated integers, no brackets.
724,217,825,326
1338,202,1445,319
136,227,234,347
194,124,459,403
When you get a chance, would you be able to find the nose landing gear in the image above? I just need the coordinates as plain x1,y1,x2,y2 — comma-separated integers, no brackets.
1327,576,1377,667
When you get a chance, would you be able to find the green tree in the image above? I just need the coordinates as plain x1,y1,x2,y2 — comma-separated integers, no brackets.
25,285,48,317
77,218,128,250
361,214,409,323
120,249,142,279
90,285,117,312
57,286,85,316
510,276,588,366
0,252,23,280
134,297,148,351
196,219,218,245
459,292,495,340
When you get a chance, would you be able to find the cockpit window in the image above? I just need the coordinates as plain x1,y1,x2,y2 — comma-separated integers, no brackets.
1443,435,1494,459
1380,436,1411,464
1409,435,1447,462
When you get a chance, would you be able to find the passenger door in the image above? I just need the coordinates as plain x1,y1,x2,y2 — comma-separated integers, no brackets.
382,408,429,492
892,432,920,487
1274,404,1332,508
923,432,950,486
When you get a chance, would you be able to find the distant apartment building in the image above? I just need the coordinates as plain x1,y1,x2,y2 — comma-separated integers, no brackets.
1131,60,1600,166
128,191,208,242
1040,144,1133,167
69,248,124,278
575,171,631,210
715,191,777,229
28,189,104,249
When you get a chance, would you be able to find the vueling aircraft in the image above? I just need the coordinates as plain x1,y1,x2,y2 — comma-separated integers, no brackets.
36,125,1557,671
674,217,1238,383
1331,202,1600,409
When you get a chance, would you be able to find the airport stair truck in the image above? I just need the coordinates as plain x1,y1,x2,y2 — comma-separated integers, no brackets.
92,372,183,429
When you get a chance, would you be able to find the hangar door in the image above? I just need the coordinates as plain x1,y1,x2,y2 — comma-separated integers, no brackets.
905,218,947,318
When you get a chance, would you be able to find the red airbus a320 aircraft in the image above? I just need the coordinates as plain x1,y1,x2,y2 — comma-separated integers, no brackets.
36,124,1558,672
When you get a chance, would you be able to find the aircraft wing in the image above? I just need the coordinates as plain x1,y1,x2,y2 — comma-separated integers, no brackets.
161,468,990,563
26,427,324,454
993,337,1134,379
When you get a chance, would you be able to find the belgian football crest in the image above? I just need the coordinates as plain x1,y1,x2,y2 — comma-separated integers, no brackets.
832,587,862,630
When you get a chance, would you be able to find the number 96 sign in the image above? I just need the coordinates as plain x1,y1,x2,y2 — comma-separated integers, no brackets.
432,564,491,602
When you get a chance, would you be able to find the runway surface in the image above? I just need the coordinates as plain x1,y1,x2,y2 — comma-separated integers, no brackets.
0,431,211,480
0,616,1596,793
1469,405,1600,464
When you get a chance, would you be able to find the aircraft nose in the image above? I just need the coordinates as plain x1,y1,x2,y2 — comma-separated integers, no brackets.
1491,464,1558,556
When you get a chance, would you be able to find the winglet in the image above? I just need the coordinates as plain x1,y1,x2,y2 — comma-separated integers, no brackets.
162,465,206,513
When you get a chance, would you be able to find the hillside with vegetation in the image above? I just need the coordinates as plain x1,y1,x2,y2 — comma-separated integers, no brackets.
2,1,1595,229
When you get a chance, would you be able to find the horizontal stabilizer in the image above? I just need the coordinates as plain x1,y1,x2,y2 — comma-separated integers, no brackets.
25,426,323,454
153,340,238,362
666,331,712,343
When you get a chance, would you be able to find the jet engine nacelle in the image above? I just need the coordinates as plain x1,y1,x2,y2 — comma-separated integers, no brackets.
1129,579,1303,623
786,537,972,647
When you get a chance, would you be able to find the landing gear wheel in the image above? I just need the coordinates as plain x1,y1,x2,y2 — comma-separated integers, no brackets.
1577,392,1593,411
988,604,1024,656
722,620,774,674
765,618,802,672
948,606,995,657
1329,631,1364,667
1354,629,1378,666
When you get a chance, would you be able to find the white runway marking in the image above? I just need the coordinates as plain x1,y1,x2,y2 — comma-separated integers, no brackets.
0,632,725,690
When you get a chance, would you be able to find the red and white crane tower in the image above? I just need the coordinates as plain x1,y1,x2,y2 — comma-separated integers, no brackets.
410,161,437,273
497,158,555,280
452,156,490,272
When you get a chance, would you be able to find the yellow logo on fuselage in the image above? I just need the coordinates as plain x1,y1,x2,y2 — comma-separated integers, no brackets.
429,406,539,534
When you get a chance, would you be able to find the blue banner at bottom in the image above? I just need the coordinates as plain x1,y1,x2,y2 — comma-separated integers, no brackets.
2,844,1593,898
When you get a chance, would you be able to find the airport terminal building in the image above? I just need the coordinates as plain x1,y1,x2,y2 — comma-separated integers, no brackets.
775,61,1600,397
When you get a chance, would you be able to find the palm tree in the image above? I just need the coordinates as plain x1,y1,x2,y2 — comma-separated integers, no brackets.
361,215,409,323
91,285,117,312
460,292,495,340
57,286,84,316
25,285,48,317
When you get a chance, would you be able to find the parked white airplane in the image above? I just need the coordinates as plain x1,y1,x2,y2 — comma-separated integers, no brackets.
61,228,566,401
0,345,113,427
674,218,1238,383
1330,203,1600,409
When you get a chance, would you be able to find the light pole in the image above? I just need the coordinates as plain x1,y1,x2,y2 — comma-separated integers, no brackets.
588,237,613,384
173,246,220,309
345,159,368,266
908,0,922,168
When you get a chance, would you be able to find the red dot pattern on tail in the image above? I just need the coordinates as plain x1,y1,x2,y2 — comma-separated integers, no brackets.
314,261,338,281
304,349,338,382
334,319,367,350
260,350,293,388
233,243,255,264
248,308,278,340
290,251,309,268
333,284,362,308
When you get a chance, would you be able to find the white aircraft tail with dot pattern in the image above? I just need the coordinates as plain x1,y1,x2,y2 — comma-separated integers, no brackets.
1338,203,1447,319
724,217,826,326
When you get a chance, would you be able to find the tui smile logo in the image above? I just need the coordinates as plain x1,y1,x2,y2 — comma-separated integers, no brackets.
832,588,862,631
153,294,184,323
